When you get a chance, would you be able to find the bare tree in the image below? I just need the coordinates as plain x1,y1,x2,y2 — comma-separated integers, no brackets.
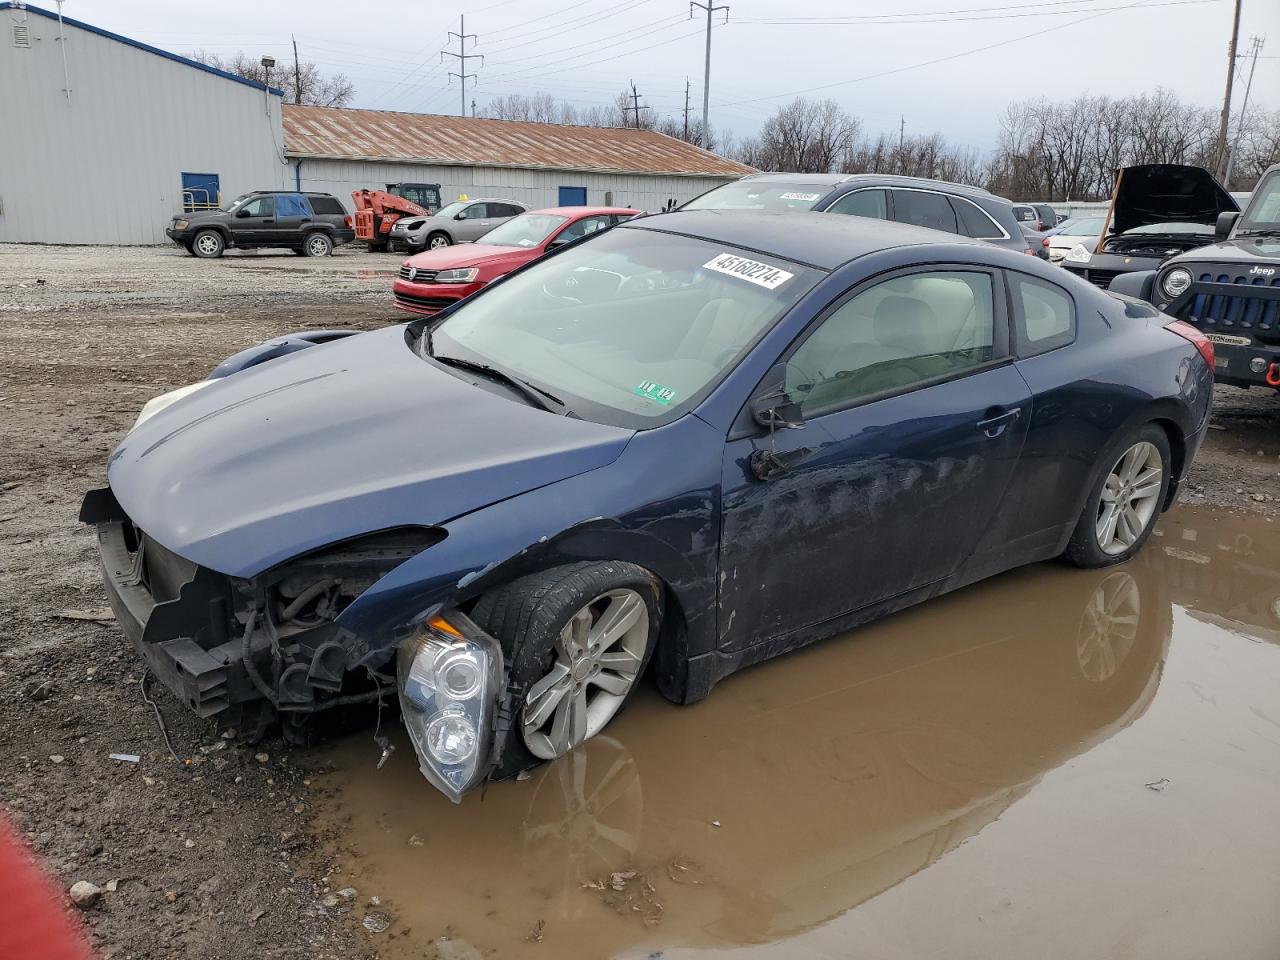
190,50,354,107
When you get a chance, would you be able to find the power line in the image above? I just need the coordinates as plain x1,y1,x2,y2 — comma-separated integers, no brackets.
441,15,482,118
733,0,1224,26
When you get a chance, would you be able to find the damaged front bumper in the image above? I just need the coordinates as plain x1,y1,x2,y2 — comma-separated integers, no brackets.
80,485,508,802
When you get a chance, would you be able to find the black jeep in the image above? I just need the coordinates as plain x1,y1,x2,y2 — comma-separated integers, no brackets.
1112,162,1280,392
166,191,355,258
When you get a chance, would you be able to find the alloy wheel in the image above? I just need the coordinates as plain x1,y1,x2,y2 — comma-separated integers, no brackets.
1095,441,1163,556
429,235,450,249
196,233,220,255
521,589,649,760
307,234,330,256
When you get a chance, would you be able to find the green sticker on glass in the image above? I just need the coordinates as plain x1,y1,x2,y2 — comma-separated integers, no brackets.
634,380,676,405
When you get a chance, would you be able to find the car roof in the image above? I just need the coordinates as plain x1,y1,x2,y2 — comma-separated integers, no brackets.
526,206,642,216
624,209,987,270
739,171,995,200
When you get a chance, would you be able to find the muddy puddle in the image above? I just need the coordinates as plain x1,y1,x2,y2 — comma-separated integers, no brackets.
313,504,1280,959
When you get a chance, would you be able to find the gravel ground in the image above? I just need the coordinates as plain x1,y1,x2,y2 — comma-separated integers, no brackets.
0,243,1278,959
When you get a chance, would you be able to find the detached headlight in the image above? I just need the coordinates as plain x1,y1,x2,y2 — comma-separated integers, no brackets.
131,380,213,431
434,268,480,283
397,611,503,803
1066,244,1092,264
1160,267,1194,299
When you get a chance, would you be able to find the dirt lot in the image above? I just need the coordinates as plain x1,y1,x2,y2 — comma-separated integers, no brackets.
1,243,1279,960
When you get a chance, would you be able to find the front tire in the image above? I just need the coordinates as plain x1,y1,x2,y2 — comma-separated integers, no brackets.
426,231,452,250
1065,424,1171,568
471,562,662,779
302,232,333,257
191,229,225,258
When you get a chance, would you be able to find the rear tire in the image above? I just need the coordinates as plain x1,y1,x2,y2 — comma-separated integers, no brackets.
302,232,333,257
471,562,662,779
1064,424,1171,568
191,229,224,258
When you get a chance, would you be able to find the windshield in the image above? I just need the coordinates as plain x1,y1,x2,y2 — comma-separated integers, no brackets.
1122,222,1215,235
428,227,822,425
434,201,468,219
682,181,832,211
1058,217,1104,235
1240,172,1280,233
479,213,569,248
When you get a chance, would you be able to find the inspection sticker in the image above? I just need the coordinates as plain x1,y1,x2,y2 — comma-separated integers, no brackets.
779,192,822,202
634,380,677,405
702,253,795,290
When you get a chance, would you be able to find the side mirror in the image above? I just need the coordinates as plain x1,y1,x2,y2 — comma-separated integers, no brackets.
454,212,468,221
1215,211,1239,241
749,363,804,430
235,209,251,218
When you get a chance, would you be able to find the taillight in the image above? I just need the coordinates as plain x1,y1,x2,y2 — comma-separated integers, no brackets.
1165,319,1214,369
344,215,352,227
1041,236,1050,247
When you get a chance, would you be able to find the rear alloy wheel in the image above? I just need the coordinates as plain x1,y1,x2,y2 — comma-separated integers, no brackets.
191,229,224,258
303,232,333,257
1065,424,1171,568
470,561,661,778
427,232,452,250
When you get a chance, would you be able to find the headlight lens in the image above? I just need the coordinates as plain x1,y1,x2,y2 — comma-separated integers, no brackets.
1160,267,1194,299
1066,244,1092,263
434,268,480,283
131,380,213,432
397,611,503,803
174,219,189,229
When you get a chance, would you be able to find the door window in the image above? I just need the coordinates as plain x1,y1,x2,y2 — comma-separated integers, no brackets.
786,271,997,414
554,215,613,244
952,198,1003,239
1009,273,1075,355
239,196,274,217
458,203,488,220
891,190,958,233
276,194,311,218
826,189,889,219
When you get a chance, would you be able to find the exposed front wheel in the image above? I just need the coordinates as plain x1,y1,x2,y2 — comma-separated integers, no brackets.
426,232,452,250
191,229,225,258
303,232,333,257
470,562,661,778
1065,424,1171,568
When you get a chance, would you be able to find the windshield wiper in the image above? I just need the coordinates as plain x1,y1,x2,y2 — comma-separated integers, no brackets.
432,353,568,414
1237,227,1280,238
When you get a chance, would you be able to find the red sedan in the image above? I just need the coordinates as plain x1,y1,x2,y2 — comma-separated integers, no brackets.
392,206,640,316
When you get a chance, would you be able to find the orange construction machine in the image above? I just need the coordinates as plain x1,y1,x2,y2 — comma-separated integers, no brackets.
351,183,443,251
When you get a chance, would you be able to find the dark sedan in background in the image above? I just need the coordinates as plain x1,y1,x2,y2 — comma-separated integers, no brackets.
682,172,1035,255
82,210,1212,803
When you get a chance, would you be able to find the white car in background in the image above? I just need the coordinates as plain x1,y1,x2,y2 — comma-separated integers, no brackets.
1047,216,1106,263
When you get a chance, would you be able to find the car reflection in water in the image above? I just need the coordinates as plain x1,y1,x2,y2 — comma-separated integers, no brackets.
322,539,1186,957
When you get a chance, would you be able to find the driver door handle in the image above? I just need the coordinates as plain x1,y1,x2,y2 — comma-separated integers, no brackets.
976,407,1021,438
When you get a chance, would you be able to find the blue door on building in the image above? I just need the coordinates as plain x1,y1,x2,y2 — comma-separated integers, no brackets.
558,186,588,206
181,172,220,212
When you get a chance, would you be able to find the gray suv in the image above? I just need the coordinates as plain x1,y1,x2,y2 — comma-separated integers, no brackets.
166,191,354,258
682,173,1033,255
391,198,529,252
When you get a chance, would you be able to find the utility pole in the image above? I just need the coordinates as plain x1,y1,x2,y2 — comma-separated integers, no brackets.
899,115,905,152
683,78,691,142
292,35,302,105
628,79,644,128
691,1,729,148
442,15,482,119
471,98,477,118
1214,0,1243,178
1224,35,1265,188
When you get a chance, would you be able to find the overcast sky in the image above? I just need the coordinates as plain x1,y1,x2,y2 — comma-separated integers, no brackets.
65,0,1280,150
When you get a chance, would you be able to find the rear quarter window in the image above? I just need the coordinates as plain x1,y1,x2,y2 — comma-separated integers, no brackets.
952,198,1004,239
1010,272,1075,356
308,196,346,216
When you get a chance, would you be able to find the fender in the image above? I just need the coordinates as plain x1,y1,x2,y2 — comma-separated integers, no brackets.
208,330,363,380
1107,269,1157,302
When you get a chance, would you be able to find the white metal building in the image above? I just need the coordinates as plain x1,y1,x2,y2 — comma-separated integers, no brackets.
283,106,753,213
0,2,289,244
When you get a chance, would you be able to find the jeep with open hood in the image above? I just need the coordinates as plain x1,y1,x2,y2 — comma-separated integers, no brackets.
1061,164,1238,290
1111,162,1280,392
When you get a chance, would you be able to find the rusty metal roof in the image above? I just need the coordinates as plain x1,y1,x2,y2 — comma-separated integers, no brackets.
282,105,753,179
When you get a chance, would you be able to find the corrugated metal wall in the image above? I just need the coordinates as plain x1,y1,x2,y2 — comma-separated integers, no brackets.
294,158,734,214
0,10,289,244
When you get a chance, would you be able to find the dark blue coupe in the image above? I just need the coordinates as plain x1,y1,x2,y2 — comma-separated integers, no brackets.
81,211,1214,801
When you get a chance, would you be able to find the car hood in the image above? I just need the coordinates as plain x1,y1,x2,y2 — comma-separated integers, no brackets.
404,243,531,271
106,326,633,578
174,210,228,225
1109,164,1238,235
1165,237,1280,267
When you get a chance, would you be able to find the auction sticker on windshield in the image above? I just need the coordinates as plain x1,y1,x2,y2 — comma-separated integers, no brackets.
634,380,676,405
779,192,822,202
703,253,795,290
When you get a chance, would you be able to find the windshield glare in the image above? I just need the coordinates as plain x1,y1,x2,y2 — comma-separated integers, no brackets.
1241,173,1280,231
1059,218,1104,234
435,201,468,219
430,228,821,424
224,194,252,212
683,181,831,211
479,213,569,247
